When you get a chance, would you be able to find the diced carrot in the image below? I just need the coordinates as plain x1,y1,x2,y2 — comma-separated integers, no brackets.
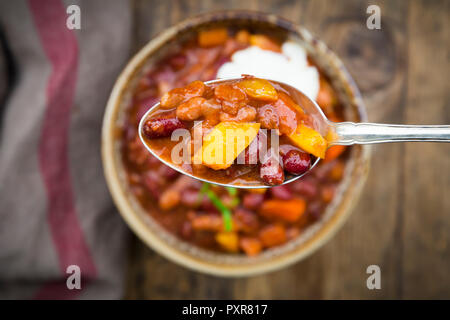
235,30,250,44
259,224,287,248
240,237,262,256
316,78,337,110
198,28,228,47
287,124,328,159
324,145,346,162
259,198,306,223
329,160,345,181
321,185,336,203
191,215,223,232
249,34,281,52
238,78,278,101
216,232,239,252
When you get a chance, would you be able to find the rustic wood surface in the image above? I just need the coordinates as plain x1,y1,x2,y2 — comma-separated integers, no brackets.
124,0,450,299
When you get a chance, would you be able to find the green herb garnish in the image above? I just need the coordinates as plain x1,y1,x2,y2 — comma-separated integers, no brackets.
204,189,233,232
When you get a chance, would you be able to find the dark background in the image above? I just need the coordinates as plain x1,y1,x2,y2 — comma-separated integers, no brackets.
124,0,449,299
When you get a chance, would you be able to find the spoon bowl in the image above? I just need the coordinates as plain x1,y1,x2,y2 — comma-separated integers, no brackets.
138,78,322,189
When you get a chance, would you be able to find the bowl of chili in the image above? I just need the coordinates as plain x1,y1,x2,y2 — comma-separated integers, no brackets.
102,11,370,276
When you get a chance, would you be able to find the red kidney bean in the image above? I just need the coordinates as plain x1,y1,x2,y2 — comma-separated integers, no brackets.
260,151,284,185
179,221,193,239
242,130,267,165
234,208,259,233
142,117,185,139
243,193,264,210
283,150,311,175
180,189,201,208
290,177,318,199
270,185,293,200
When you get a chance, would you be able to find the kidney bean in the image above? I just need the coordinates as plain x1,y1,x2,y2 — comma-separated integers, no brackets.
243,193,264,210
260,151,284,185
283,150,311,175
257,104,279,130
180,189,201,208
142,118,185,139
176,97,205,120
290,177,318,199
168,54,187,70
270,185,293,200
179,221,193,239
234,208,260,233
214,84,247,115
307,201,323,222
219,106,256,122
242,130,268,165
142,171,161,199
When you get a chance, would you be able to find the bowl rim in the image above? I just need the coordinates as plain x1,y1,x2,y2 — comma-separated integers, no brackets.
101,10,371,277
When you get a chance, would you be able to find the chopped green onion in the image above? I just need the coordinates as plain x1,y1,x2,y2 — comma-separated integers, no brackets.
225,186,237,197
229,197,240,208
197,182,210,204
205,189,233,232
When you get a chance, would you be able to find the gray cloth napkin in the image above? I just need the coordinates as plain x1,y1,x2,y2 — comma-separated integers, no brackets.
0,0,132,299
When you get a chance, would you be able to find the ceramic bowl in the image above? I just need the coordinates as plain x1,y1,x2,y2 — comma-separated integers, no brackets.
102,11,370,277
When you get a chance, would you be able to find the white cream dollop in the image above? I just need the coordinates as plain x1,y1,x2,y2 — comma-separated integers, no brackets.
217,42,320,100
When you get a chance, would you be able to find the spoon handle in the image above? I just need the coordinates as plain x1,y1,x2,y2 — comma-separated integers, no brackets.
330,122,450,145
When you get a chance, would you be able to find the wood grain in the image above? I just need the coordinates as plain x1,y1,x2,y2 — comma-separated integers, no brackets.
125,0,450,299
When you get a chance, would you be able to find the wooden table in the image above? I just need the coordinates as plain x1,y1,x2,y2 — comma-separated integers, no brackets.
125,0,449,299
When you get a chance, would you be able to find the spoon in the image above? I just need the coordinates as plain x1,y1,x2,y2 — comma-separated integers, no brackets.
139,77,450,189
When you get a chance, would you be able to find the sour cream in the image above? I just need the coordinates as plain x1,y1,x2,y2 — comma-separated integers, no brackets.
217,42,320,100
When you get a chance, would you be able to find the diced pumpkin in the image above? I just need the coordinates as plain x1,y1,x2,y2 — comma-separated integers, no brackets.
215,232,239,252
196,122,260,170
249,34,281,52
240,237,262,256
238,78,278,101
324,145,346,162
259,198,306,223
287,124,328,159
259,224,287,248
198,28,228,47
235,30,250,44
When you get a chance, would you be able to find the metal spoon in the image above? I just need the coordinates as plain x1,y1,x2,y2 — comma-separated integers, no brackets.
139,78,450,189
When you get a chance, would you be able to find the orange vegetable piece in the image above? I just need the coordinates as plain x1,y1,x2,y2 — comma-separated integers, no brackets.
240,237,262,256
160,80,205,109
235,30,250,44
216,232,239,252
238,78,278,101
196,122,260,170
198,28,228,47
259,224,287,248
316,77,337,110
287,124,328,159
249,34,281,52
260,198,306,223
324,145,346,162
